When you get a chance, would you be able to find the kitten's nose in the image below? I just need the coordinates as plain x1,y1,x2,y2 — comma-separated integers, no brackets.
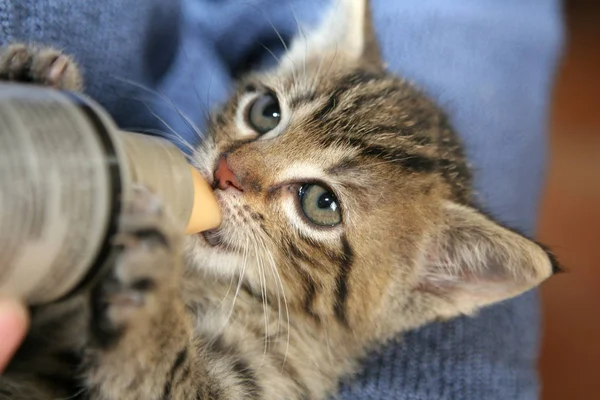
214,155,243,191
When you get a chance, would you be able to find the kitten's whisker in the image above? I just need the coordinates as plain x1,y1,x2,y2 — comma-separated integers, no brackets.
324,44,339,81
192,85,212,124
311,52,326,93
236,237,251,308
120,95,200,152
268,13,289,54
254,239,270,365
122,126,196,153
55,386,88,400
190,138,217,174
113,77,205,142
209,236,250,344
178,46,213,123
310,44,340,95
139,102,198,154
246,4,299,81
258,234,291,369
171,106,206,142
203,68,215,121
256,235,283,341
217,261,238,310
256,236,281,333
287,1,307,79
259,43,283,68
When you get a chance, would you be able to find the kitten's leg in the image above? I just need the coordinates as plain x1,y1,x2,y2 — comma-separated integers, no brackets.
83,187,216,400
0,44,82,90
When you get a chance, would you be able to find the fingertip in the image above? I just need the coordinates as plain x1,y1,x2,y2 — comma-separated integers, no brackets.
0,298,29,373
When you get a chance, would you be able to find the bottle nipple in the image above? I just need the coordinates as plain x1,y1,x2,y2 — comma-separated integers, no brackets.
186,167,222,234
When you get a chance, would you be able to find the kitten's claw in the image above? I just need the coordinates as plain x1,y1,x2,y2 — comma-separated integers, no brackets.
0,44,82,91
3,44,30,79
46,54,72,87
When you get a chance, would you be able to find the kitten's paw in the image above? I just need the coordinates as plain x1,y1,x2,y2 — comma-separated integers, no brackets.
91,186,182,347
0,44,82,91
84,188,193,396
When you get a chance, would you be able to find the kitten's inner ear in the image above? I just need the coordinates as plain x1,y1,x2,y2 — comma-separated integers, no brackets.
417,202,556,317
280,0,382,72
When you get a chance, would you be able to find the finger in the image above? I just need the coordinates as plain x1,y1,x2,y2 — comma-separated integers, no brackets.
0,298,29,373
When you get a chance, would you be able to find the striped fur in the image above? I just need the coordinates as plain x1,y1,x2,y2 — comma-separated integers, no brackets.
0,0,558,398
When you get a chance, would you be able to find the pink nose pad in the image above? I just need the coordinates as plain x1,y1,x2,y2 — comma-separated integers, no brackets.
214,155,243,191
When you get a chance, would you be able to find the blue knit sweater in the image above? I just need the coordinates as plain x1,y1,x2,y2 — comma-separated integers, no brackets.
0,0,564,398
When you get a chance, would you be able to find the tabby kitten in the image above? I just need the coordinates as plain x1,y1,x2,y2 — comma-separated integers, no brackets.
0,0,558,399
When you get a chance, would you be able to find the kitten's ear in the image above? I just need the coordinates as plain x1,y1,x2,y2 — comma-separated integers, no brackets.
280,0,382,72
417,202,559,317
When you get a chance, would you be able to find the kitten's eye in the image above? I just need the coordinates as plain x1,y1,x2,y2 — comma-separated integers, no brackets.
246,93,281,135
298,184,342,227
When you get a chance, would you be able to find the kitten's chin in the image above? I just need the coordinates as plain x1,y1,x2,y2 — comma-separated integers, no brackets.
184,235,241,278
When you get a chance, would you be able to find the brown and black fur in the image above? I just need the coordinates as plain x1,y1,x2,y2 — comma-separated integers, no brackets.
0,1,558,399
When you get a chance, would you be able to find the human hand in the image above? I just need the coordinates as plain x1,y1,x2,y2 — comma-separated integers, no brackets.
0,298,29,373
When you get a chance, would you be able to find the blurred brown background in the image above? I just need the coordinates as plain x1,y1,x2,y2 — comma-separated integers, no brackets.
538,0,600,399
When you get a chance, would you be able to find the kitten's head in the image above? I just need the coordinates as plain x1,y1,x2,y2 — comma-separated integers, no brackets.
188,0,557,342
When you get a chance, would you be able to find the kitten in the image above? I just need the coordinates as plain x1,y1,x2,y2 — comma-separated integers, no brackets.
0,0,559,399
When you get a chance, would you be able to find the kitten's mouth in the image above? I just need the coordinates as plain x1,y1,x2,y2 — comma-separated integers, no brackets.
201,229,222,247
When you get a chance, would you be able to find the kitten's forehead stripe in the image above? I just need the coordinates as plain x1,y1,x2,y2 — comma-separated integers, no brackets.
340,69,386,86
304,69,385,122
359,145,436,173
280,68,474,202
317,134,436,174
325,156,362,175
311,93,339,123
